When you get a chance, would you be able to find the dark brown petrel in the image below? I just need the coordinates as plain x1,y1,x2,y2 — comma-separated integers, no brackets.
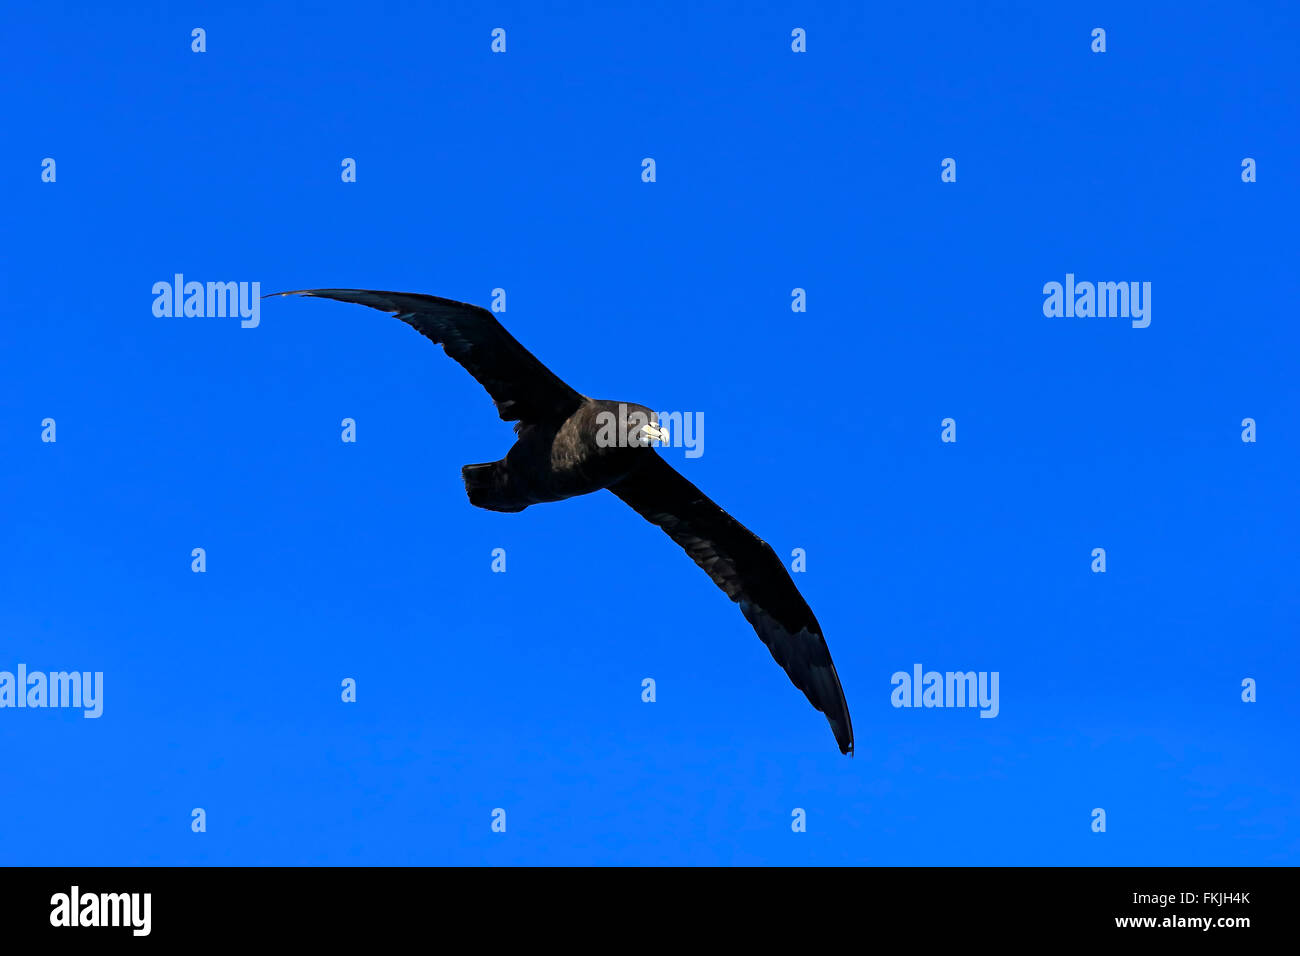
273,289,854,755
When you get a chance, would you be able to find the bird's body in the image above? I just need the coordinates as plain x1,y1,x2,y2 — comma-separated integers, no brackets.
273,289,855,755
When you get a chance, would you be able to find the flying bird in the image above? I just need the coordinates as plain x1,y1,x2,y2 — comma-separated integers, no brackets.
273,289,854,755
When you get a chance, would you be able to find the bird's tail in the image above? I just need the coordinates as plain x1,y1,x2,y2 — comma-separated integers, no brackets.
461,462,528,513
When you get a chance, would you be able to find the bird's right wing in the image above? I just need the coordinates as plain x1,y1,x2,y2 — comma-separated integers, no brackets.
609,453,854,755
272,289,586,425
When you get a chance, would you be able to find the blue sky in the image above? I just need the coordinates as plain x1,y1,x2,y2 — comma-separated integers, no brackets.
1,1,1296,865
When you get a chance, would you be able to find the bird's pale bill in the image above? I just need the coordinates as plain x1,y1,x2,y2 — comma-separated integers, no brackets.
639,423,670,445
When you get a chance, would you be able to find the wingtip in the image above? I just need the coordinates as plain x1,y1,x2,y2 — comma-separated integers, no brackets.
834,719,854,756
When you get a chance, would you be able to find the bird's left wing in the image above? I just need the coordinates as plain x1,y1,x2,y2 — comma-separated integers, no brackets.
609,453,854,755
272,289,585,425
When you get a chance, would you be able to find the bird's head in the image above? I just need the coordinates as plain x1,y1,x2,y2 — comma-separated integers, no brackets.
593,401,669,451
